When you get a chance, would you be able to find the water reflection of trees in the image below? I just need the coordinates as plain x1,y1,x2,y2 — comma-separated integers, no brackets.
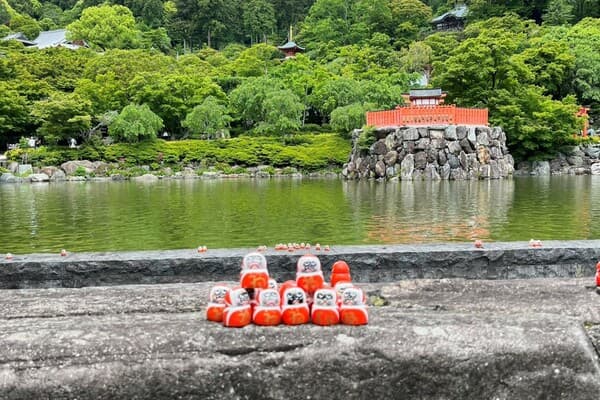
342,179,515,244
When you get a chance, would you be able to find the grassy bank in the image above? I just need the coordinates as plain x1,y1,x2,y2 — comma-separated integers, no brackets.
5,134,352,172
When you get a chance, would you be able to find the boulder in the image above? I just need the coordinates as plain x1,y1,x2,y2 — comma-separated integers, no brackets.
29,173,50,182
438,150,447,166
372,140,389,155
0,173,17,183
460,138,474,153
40,166,58,177
477,146,491,164
8,161,18,174
447,140,462,154
591,163,600,175
424,163,440,180
431,138,446,149
456,126,468,140
50,169,66,182
415,138,430,150
476,131,490,146
403,128,420,141
447,154,460,169
414,152,427,169
467,127,477,146
429,129,444,140
417,127,429,138
375,161,386,177
132,174,159,182
61,160,95,176
531,161,550,176
444,125,458,140
440,163,451,179
383,151,398,166
400,154,414,180
17,164,33,175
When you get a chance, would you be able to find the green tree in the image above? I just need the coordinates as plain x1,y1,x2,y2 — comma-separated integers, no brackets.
309,77,363,121
0,82,30,139
257,89,304,135
242,0,276,44
542,0,574,25
330,102,367,133
229,76,283,128
109,103,163,143
182,96,232,139
31,92,92,144
66,4,141,49
0,1,10,25
130,72,226,135
491,87,579,160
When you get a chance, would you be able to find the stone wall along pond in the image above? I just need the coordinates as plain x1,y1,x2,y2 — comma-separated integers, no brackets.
343,125,515,180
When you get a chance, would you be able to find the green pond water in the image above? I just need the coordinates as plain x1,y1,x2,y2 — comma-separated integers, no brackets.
1,176,599,254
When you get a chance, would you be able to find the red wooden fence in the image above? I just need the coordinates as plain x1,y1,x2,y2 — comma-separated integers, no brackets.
366,105,488,127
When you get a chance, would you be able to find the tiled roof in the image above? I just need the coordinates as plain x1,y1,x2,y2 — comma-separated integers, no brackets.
431,4,469,23
277,40,305,51
409,88,443,98
32,29,69,48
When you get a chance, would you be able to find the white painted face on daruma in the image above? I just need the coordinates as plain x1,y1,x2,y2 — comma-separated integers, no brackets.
242,252,268,270
258,289,280,307
229,288,250,307
342,288,364,306
334,282,354,299
313,289,336,307
297,255,321,274
209,286,229,304
284,288,306,306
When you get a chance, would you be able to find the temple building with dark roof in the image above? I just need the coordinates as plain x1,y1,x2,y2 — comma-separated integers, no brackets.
431,4,469,31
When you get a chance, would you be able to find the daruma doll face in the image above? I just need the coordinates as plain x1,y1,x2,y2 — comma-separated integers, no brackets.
297,255,321,274
242,252,268,270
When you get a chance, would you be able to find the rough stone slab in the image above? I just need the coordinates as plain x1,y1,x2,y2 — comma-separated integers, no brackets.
2,241,600,289
0,279,599,399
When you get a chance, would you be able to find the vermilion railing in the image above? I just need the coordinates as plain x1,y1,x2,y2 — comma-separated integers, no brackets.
366,105,488,127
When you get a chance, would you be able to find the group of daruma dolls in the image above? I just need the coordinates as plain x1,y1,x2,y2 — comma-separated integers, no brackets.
206,252,368,328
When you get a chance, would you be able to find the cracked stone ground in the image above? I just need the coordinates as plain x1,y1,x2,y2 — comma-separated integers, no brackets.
0,278,599,399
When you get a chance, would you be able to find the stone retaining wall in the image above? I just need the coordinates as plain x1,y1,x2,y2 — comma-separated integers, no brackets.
343,125,514,180
1,241,599,289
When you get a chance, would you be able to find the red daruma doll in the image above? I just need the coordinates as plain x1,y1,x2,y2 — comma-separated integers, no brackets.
311,288,339,326
280,285,310,325
330,260,352,287
252,288,281,326
223,287,252,328
296,254,324,295
206,285,229,322
339,287,368,326
240,252,269,290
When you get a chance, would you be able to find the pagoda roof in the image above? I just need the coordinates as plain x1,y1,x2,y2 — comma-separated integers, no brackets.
431,4,469,23
277,40,305,51
408,88,444,98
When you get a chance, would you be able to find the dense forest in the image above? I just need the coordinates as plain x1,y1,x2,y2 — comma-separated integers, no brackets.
1,0,600,162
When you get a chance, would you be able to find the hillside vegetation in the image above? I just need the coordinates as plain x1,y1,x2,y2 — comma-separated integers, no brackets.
1,0,599,162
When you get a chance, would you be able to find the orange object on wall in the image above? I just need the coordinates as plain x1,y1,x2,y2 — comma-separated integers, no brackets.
366,104,488,127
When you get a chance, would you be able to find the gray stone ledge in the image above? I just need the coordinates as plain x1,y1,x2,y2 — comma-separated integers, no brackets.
0,279,599,399
1,241,600,289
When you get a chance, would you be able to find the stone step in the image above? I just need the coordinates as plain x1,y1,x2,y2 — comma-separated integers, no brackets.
1,241,600,289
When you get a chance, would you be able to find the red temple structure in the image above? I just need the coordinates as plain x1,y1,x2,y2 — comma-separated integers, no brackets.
366,89,489,127
278,27,304,59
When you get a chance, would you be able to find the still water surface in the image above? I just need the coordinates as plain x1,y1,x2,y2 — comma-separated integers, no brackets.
1,177,599,253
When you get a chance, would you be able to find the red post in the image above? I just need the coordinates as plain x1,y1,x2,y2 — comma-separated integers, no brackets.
596,261,600,288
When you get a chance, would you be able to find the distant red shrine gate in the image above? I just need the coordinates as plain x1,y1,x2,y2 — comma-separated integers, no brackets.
366,89,489,127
